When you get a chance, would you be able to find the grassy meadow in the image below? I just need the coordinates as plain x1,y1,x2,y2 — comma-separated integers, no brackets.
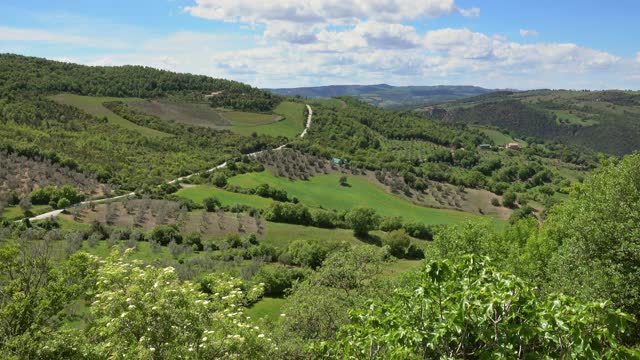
226,171,482,226
229,101,305,138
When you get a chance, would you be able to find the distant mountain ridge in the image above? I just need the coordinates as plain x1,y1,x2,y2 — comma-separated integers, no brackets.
267,84,496,109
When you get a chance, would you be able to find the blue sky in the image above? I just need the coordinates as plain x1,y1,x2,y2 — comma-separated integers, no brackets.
2,0,639,89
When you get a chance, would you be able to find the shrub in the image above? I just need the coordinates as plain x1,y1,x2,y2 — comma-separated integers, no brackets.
502,190,517,208
56,197,71,209
30,185,82,206
253,265,308,297
402,221,433,240
509,205,535,224
383,230,411,258
379,216,403,232
286,240,328,269
149,225,182,246
345,207,380,237
211,173,227,187
184,232,203,251
254,184,289,202
203,196,221,212
311,209,338,228
316,256,636,358
264,202,312,226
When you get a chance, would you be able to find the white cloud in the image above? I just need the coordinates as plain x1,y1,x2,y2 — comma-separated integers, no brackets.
457,7,480,17
184,0,467,25
424,28,495,58
636,52,640,63
6,23,635,89
308,21,420,52
520,29,539,37
0,26,113,47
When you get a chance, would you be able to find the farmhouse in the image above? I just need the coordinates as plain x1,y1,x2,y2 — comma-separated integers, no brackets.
505,142,520,150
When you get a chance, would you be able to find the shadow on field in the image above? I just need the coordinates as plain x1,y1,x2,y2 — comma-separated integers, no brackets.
355,233,382,246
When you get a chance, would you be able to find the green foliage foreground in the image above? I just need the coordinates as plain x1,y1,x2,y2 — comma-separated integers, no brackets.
0,246,273,359
316,256,636,359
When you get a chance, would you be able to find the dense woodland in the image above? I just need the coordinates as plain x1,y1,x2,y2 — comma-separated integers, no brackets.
0,55,639,358
432,89,640,156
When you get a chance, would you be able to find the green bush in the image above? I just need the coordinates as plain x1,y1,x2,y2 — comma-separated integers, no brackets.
345,207,379,237
316,256,636,359
149,225,182,246
402,221,433,240
383,230,411,258
203,196,221,212
502,190,517,208
379,216,403,232
253,265,308,297
56,197,71,209
264,202,312,226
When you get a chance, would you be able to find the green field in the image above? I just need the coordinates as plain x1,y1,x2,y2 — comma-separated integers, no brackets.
550,110,597,126
228,171,482,226
2,204,52,220
49,94,171,138
128,99,230,128
262,222,368,249
246,297,286,322
176,185,274,209
471,126,514,145
223,111,281,125
229,101,305,138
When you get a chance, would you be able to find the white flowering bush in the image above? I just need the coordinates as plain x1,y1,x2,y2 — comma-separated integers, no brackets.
86,249,273,359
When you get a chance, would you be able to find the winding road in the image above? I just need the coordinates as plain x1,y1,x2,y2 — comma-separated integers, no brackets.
27,104,313,222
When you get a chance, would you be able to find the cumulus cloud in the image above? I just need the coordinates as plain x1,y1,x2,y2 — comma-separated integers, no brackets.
308,21,420,52
424,28,495,59
183,0,476,45
184,0,467,25
520,29,539,37
6,21,634,89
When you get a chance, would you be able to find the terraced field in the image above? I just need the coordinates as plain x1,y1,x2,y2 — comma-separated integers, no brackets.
49,94,171,138
54,94,306,139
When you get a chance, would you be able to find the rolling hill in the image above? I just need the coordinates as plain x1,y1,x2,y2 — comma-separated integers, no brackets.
422,89,640,156
267,84,495,109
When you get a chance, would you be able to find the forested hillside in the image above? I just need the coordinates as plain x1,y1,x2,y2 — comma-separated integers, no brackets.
0,54,280,109
425,89,640,155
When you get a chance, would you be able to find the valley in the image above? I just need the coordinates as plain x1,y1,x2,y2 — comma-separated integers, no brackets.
0,54,638,358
